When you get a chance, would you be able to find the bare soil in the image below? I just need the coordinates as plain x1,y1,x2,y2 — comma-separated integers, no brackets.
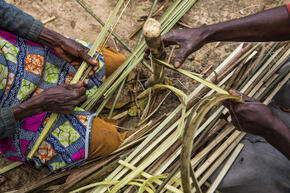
1,0,281,191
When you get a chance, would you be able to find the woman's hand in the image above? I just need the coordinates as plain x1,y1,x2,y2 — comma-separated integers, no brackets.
12,81,87,121
37,27,98,75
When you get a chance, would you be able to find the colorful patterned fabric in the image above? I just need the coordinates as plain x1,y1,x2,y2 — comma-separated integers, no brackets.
0,29,105,172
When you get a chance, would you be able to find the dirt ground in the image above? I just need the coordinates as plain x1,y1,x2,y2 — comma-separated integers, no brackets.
0,0,283,192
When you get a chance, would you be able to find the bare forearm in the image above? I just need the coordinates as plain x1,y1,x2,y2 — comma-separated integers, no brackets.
264,117,290,160
202,5,290,43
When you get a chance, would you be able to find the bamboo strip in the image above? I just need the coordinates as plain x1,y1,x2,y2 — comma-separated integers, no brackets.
245,46,286,94
181,95,243,193
119,160,183,193
241,46,284,93
206,144,244,193
0,162,22,175
248,47,290,96
194,134,245,192
108,79,126,118
75,0,131,53
263,72,290,104
194,130,241,177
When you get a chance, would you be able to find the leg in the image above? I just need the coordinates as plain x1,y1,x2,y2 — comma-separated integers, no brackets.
89,117,127,159
102,46,126,78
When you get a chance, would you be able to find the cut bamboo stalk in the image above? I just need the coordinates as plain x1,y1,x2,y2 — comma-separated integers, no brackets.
143,18,166,86
134,0,159,47
206,144,244,193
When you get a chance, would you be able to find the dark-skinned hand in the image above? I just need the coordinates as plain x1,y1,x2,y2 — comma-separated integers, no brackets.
12,81,88,121
37,27,98,76
223,90,283,138
145,28,207,68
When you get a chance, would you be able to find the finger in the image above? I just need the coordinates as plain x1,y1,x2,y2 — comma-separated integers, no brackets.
76,95,87,106
229,89,257,102
228,90,241,96
81,50,98,66
84,79,89,86
174,48,189,68
89,71,94,77
77,87,86,96
93,64,99,72
71,81,85,89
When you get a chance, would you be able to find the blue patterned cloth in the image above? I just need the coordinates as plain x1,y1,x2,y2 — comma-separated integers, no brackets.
0,29,105,172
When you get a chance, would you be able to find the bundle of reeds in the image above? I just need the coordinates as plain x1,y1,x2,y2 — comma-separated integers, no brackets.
2,1,289,193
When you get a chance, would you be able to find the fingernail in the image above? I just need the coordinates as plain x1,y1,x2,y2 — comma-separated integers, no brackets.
174,62,180,68
84,79,89,85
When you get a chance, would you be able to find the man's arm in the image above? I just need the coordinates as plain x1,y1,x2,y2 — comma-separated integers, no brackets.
161,5,290,67
204,5,290,43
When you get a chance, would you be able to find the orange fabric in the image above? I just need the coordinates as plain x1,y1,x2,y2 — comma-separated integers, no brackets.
89,117,127,159
88,47,126,159
102,46,126,77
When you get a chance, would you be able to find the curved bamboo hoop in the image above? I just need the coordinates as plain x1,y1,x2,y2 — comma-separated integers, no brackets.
180,94,243,193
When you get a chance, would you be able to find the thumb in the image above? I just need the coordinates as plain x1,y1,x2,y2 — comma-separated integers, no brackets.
71,81,85,89
229,89,256,102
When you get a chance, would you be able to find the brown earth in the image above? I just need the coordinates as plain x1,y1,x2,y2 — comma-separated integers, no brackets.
0,0,282,192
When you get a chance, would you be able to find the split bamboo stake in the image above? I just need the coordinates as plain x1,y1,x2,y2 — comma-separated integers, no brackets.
143,18,166,86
